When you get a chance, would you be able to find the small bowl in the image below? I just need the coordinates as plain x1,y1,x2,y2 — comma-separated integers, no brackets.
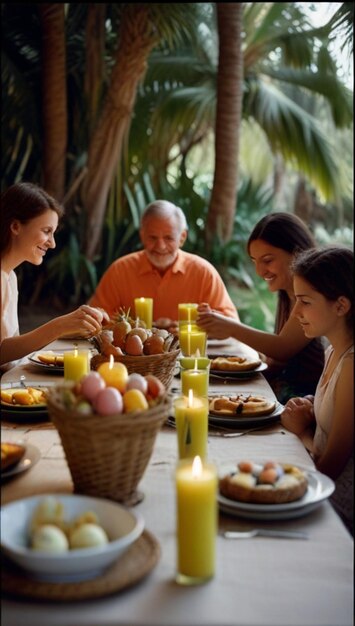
1,493,144,582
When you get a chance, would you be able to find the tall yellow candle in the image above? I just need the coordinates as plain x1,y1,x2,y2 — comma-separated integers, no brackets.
176,456,217,584
134,297,153,329
174,392,208,460
181,367,209,397
179,324,206,357
64,348,89,382
178,303,198,322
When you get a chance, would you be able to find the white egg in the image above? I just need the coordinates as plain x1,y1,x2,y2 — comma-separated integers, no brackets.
30,496,64,532
70,523,109,549
126,373,148,395
31,524,69,553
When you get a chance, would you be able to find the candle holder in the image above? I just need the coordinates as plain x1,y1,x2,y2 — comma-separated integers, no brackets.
175,456,217,585
174,394,208,460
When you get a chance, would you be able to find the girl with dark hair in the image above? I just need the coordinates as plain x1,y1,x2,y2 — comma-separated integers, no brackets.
1,182,108,368
197,212,325,402
281,246,353,534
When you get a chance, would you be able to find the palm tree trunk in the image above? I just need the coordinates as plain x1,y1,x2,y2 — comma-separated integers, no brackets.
206,3,243,244
38,3,67,201
84,4,106,136
293,176,313,223
82,5,158,260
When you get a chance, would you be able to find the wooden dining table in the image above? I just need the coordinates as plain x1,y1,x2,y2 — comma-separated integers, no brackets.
1,337,353,626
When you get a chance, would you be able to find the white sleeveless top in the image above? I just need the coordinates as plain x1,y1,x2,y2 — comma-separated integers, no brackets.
1,269,20,370
313,344,354,532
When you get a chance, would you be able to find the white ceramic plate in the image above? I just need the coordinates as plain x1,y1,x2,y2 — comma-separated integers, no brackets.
209,361,268,379
1,494,145,582
218,465,335,521
28,350,66,372
207,339,231,348
1,444,41,481
208,400,283,429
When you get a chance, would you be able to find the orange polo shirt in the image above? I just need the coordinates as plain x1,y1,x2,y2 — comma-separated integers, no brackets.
88,250,237,321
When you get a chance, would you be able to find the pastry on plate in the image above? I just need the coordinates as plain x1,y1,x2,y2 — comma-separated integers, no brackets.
210,355,261,371
219,460,308,504
37,352,64,366
209,394,276,417
1,387,47,406
1,442,26,471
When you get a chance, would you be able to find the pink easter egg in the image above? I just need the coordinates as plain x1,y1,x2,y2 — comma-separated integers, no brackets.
81,372,106,401
93,387,123,415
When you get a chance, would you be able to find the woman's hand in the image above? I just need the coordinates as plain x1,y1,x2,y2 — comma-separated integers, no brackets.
57,305,110,339
196,308,234,340
281,396,315,436
197,302,212,314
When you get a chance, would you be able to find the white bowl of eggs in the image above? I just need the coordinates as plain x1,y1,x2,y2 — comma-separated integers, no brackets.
0,494,144,582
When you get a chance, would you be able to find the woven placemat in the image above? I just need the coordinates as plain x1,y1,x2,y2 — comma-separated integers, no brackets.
1,530,160,602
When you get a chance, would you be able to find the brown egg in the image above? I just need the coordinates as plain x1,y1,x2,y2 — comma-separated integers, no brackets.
258,468,278,484
145,374,165,399
238,461,254,474
154,317,172,329
101,342,124,358
112,320,131,348
264,461,278,469
124,334,144,356
143,335,165,355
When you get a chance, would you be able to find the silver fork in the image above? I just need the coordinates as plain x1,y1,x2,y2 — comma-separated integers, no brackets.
165,418,284,438
223,529,308,540
212,426,284,438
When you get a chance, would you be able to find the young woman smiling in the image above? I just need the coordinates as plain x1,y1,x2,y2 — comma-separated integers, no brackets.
1,182,107,368
197,213,325,402
281,246,353,534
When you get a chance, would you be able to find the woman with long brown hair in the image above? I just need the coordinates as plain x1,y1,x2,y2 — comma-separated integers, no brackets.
197,212,325,402
1,182,107,368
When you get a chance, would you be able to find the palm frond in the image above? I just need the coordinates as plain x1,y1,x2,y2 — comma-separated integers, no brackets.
245,79,341,201
326,2,354,54
260,63,353,127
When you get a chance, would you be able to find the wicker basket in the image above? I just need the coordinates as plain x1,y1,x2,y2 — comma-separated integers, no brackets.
46,387,171,506
90,349,180,389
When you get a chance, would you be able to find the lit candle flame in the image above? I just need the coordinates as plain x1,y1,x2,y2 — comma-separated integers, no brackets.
109,354,114,369
192,456,202,478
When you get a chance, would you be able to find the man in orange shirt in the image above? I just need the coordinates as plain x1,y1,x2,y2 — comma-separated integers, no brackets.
88,200,239,323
